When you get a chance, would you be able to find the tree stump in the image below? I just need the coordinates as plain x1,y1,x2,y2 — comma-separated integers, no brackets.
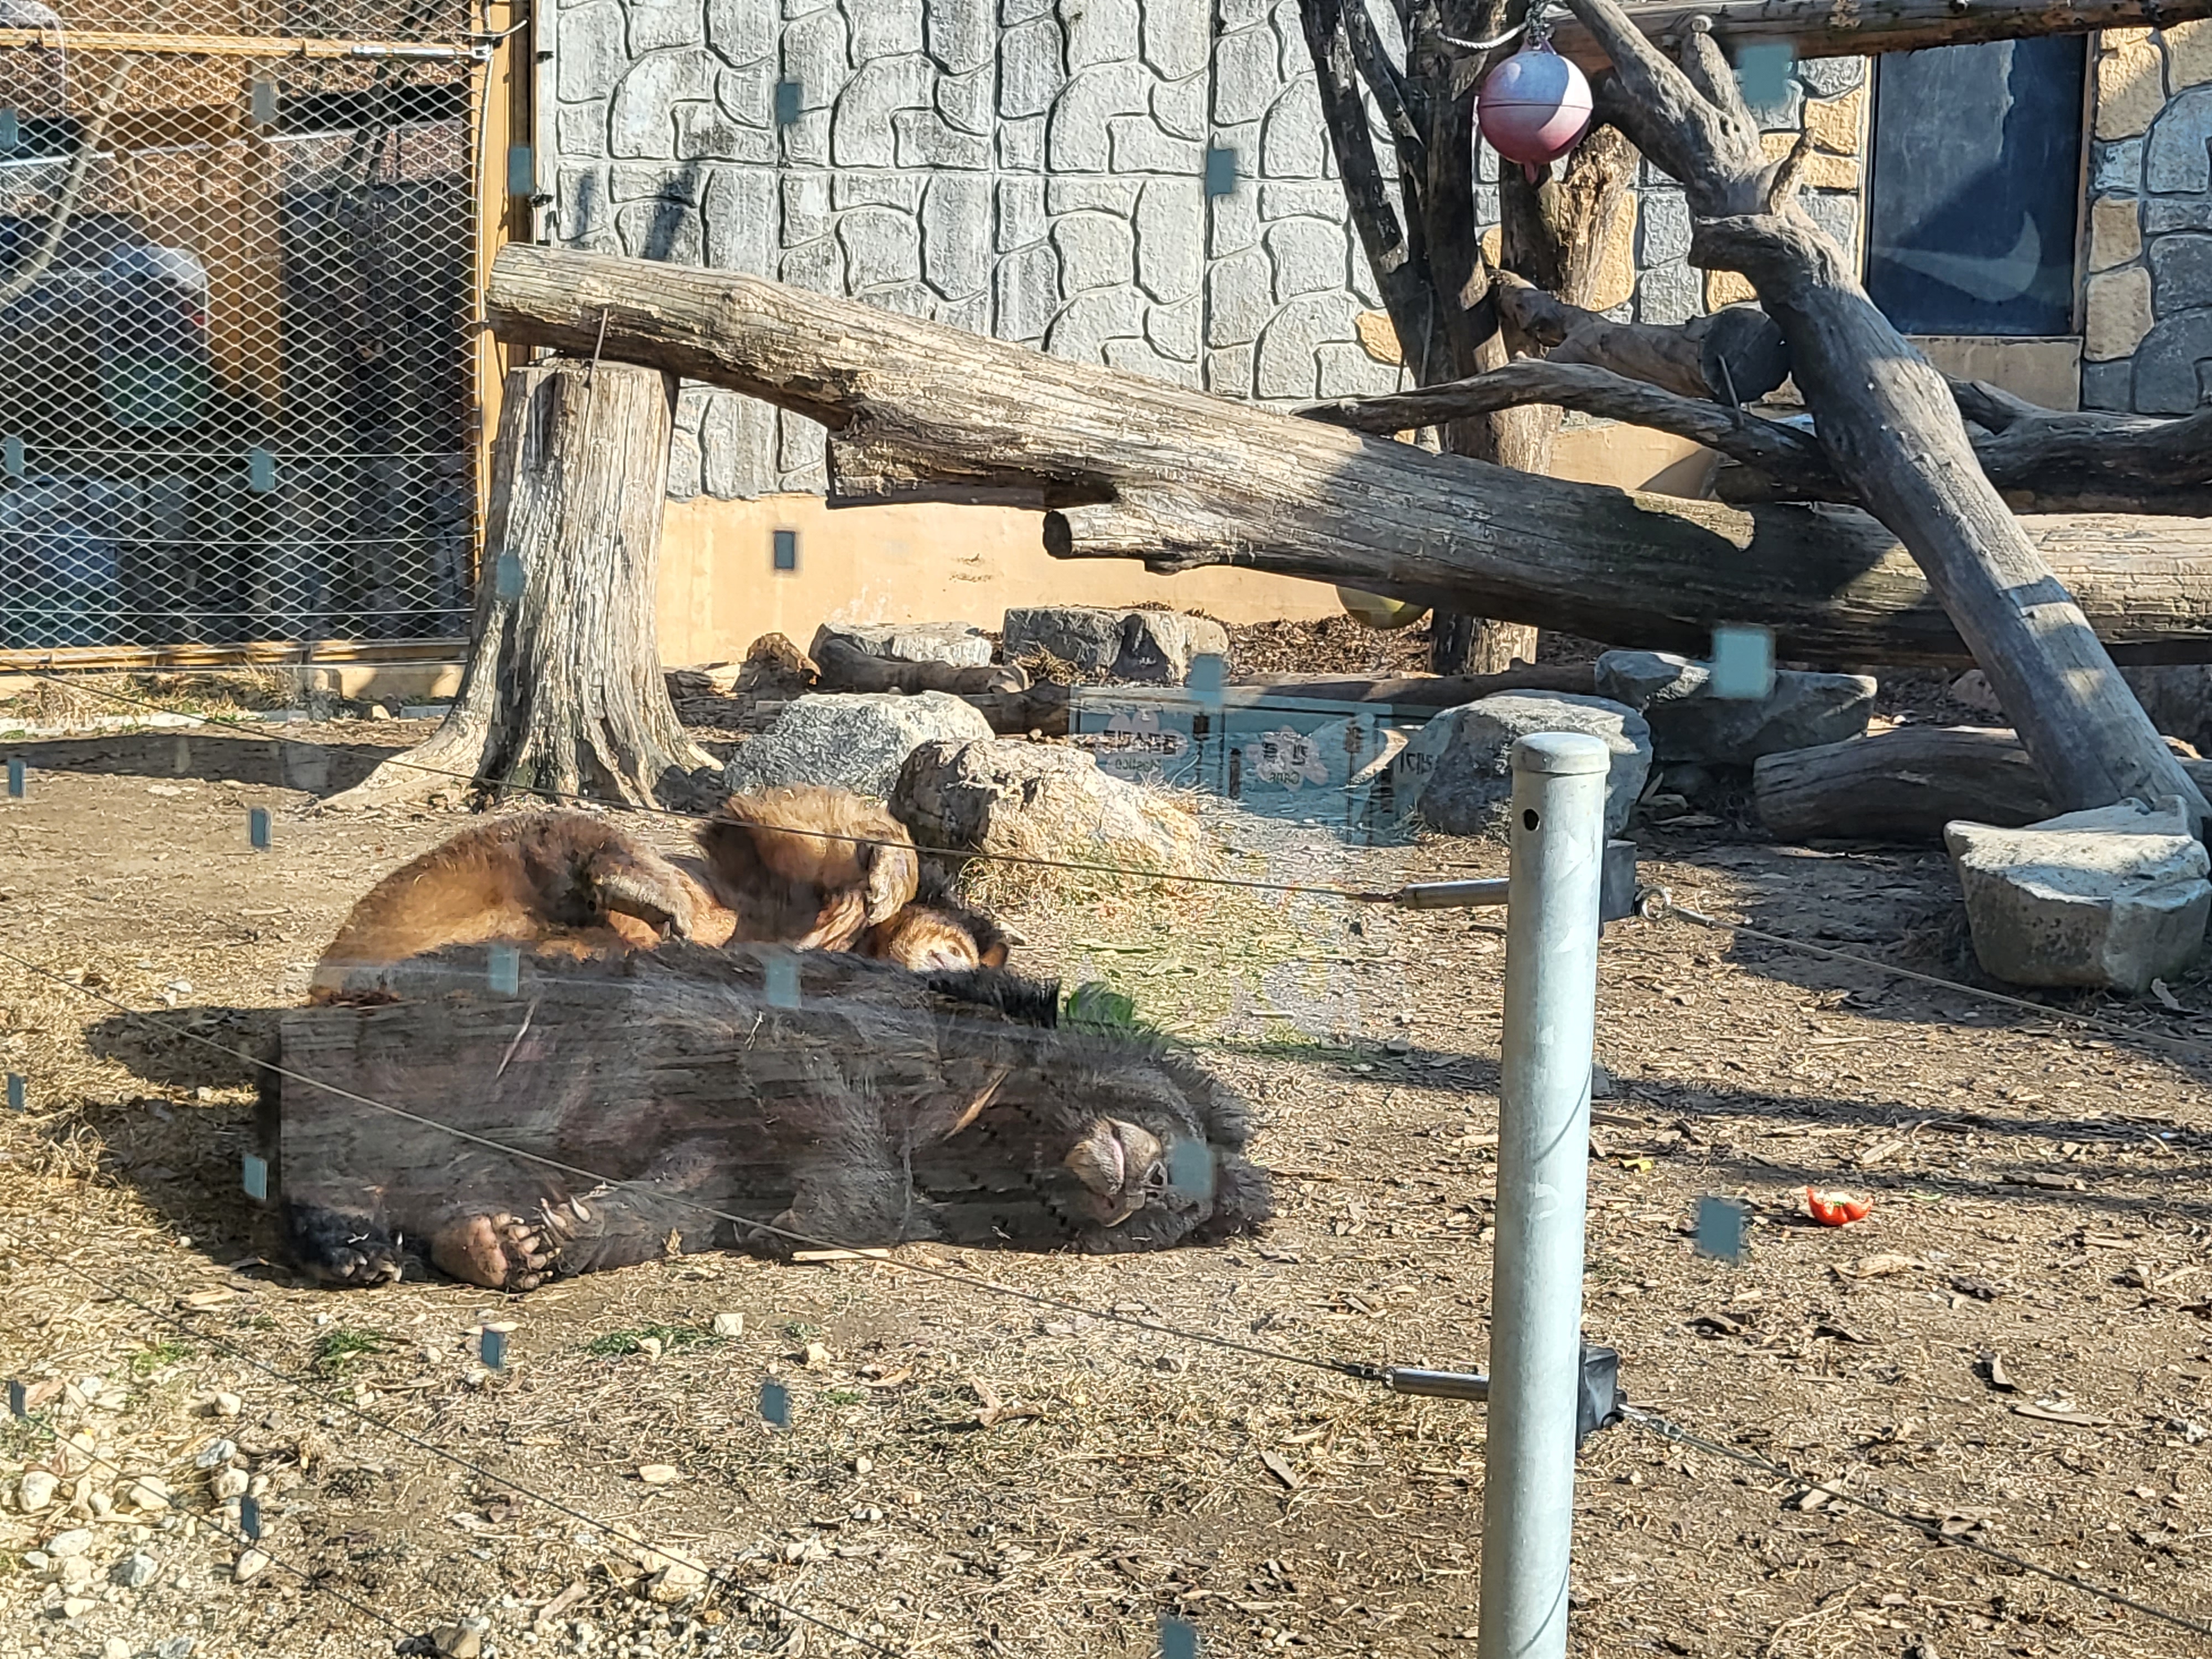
328,361,717,810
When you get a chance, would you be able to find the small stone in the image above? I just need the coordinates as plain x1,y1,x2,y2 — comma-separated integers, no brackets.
1947,797,2212,993
637,1336,664,1361
104,1639,132,1659
234,1547,270,1582
61,1595,95,1619
111,1551,158,1588
123,1475,171,1511
18,1470,58,1510
1591,1063,1617,1099
429,1625,483,1659
209,1468,248,1503
211,1392,242,1418
57,1553,96,1588
853,1454,873,1475
154,1639,196,1659
710,1312,744,1338
646,1561,708,1604
46,1527,94,1558
368,703,393,721
803,1342,831,1370
637,1464,681,1486
192,1438,236,1470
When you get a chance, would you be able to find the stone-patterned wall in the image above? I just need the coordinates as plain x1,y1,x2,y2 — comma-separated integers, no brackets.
2083,24,2212,412
546,0,1420,499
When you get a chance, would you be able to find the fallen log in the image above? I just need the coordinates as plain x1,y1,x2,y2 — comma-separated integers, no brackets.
1235,666,1595,707
812,635,1030,697
1571,0,2203,822
483,247,2212,670
1544,0,2212,74
268,943,1269,1290
1752,727,2212,845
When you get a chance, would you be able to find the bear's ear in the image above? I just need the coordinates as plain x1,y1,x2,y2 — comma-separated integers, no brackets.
1189,1152,1272,1243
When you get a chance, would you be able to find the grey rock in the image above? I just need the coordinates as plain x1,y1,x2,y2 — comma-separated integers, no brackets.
1055,212,1136,293
1047,61,1150,170
703,167,773,271
1045,286,1148,362
1314,340,1400,398
706,0,774,65
1946,799,2211,993
1049,175,1140,215
2094,138,2144,196
2131,310,2212,415
935,64,994,135
1796,55,1863,97
997,113,1045,168
891,739,1215,879
1108,115,1202,173
701,389,775,498
555,101,608,159
1260,180,1351,221
780,232,843,293
677,106,773,162
2149,233,2212,308
2145,198,2212,234
781,171,831,243
925,0,994,74
1207,342,1254,397
1001,606,1227,683
626,0,703,55
154,1641,195,1659
894,107,990,168
1638,189,1692,265
1254,293,1353,400
1105,337,1199,386
1143,0,1209,77
1801,190,1858,254
2079,357,2136,412
997,174,1047,252
1593,649,1876,764
1636,260,1702,327
999,18,1066,119
1205,247,1272,346
921,174,992,298
2122,665,2212,753
608,50,713,158
1266,217,1346,300
851,0,921,59
1259,79,1328,178
617,200,702,263
556,0,628,102
833,54,933,166
2146,88,2212,196
1066,0,1140,69
1152,74,1206,140
994,240,1060,342
1212,25,1277,126
727,692,994,799
1146,295,1202,362
835,171,923,211
665,427,704,500
111,1552,158,1589
838,206,923,289
1394,693,1653,838
811,620,994,667
1134,180,1204,302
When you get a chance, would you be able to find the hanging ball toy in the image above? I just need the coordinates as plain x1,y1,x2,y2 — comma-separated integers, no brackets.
1477,36,1593,184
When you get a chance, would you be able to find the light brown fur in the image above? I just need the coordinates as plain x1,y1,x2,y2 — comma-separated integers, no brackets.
311,788,1008,998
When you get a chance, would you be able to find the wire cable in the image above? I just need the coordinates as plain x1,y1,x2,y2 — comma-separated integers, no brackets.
5,1402,420,1646
12,669,1407,904
1640,889,2212,1068
5,1233,907,1659
0,939,1389,1387
1618,1405,2212,1640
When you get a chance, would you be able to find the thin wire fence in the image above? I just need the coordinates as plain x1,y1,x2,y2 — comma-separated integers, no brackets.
0,0,479,653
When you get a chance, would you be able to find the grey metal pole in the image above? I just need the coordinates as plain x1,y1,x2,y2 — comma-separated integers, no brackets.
1478,732,1609,1659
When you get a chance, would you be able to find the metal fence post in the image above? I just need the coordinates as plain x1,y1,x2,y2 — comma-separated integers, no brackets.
1479,732,1609,1659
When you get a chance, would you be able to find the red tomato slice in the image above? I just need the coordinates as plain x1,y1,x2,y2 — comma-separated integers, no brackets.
1805,1186,1873,1227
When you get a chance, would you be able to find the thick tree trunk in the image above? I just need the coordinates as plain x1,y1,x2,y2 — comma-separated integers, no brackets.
1566,0,2208,825
1753,727,2212,846
483,246,2212,670
328,362,717,811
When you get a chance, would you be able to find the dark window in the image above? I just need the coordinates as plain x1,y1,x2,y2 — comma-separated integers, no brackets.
1865,37,2086,336
772,528,798,571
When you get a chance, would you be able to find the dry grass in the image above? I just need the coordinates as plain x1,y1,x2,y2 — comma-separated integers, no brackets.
1,734,2209,1659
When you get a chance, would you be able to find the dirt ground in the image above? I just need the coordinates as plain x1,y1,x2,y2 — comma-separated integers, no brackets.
2,705,2209,1659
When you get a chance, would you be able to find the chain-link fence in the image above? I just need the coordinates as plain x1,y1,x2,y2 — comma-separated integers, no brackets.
0,2,478,652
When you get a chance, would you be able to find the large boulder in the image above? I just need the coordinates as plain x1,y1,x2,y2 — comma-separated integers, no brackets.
811,620,995,669
1945,797,2212,993
1394,692,1651,837
1594,649,1875,764
726,691,994,800
892,738,1214,881
1002,606,1229,684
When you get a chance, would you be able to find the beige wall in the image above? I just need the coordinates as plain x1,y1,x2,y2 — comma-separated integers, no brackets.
652,427,1713,666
